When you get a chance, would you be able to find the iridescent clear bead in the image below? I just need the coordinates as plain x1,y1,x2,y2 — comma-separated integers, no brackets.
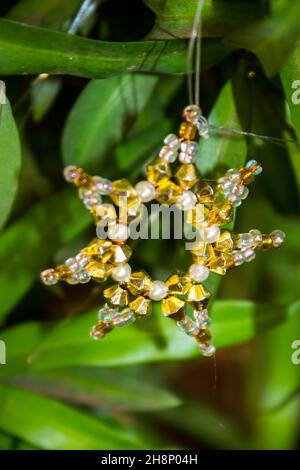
177,318,199,336
237,233,253,248
65,257,79,272
63,165,80,182
164,134,180,150
199,342,216,357
233,251,244,266
93,176,112,194
113,310,135,327
79,271,91,284
194,309,211,328
249,229,263,244
270,230,286,247
76,252,90,268
242,248,256,262
40,269,59,286
183,104,202,123
159,145,177,162
98,304,116,321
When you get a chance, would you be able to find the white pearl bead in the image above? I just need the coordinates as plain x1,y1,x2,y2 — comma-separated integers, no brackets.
111,263,132,282
108,223,129,242
149,280,168,301
135,181,156,202
203,224,220,243
177,190,197,211
189,263,209,282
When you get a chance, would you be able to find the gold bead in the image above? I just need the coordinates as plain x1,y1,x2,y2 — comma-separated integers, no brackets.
161,296,185,319
86,261,110,281
165,273,192,296
187,284,211,302
155,180,182,204
146,157,171,186
126,271,152,296
213,230,234,253
103,284,129,306
130,296,152,316
175,164,200,190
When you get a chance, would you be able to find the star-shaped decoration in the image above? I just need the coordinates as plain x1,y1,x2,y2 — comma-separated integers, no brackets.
41,105,285,357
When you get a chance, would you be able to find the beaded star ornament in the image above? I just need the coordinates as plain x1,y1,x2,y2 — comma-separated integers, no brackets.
41,104,285,357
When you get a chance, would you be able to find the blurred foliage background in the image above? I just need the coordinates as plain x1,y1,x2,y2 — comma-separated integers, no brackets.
0,0,299,450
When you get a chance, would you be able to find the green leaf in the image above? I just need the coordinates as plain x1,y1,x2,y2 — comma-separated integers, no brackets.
224,1,300,77
0,189,91,321
30,76,62,122
7,0,83,30
0,384,144,449
0,99,21,229
62,75,158,171
0,19,229,78
159,399,247,450
197,80,247,177
0,300,291,377
145,0,261,39
5,366,180,412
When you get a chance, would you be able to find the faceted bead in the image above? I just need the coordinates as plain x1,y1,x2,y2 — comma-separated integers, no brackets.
175,163,200,190
110,179,135,206
233,251,244,266
82,240,103,257
195,327,212,344
165,273,192,296
207,253,233,275
95,203,117,223
178,122,198,140
155,180,182,204
186,204,206,227
103,285,129,306
130,296,152,316
98,304,116,321
177,317,199,336
90,320,112,340
65,257,79,272
86,261,109,281
194,309,211,328
214,231,234,253
126,271,152,296
161,296,185,318
112,308,135,327
111,244,132,263
97,240,113,262
146,157,171,186
187,284,211,302
197,183,214,203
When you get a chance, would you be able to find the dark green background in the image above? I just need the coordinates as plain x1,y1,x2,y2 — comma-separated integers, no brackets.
0,0,299,450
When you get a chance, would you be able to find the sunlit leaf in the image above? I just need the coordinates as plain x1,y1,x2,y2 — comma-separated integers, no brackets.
0,99,21,229
0,384,145,449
